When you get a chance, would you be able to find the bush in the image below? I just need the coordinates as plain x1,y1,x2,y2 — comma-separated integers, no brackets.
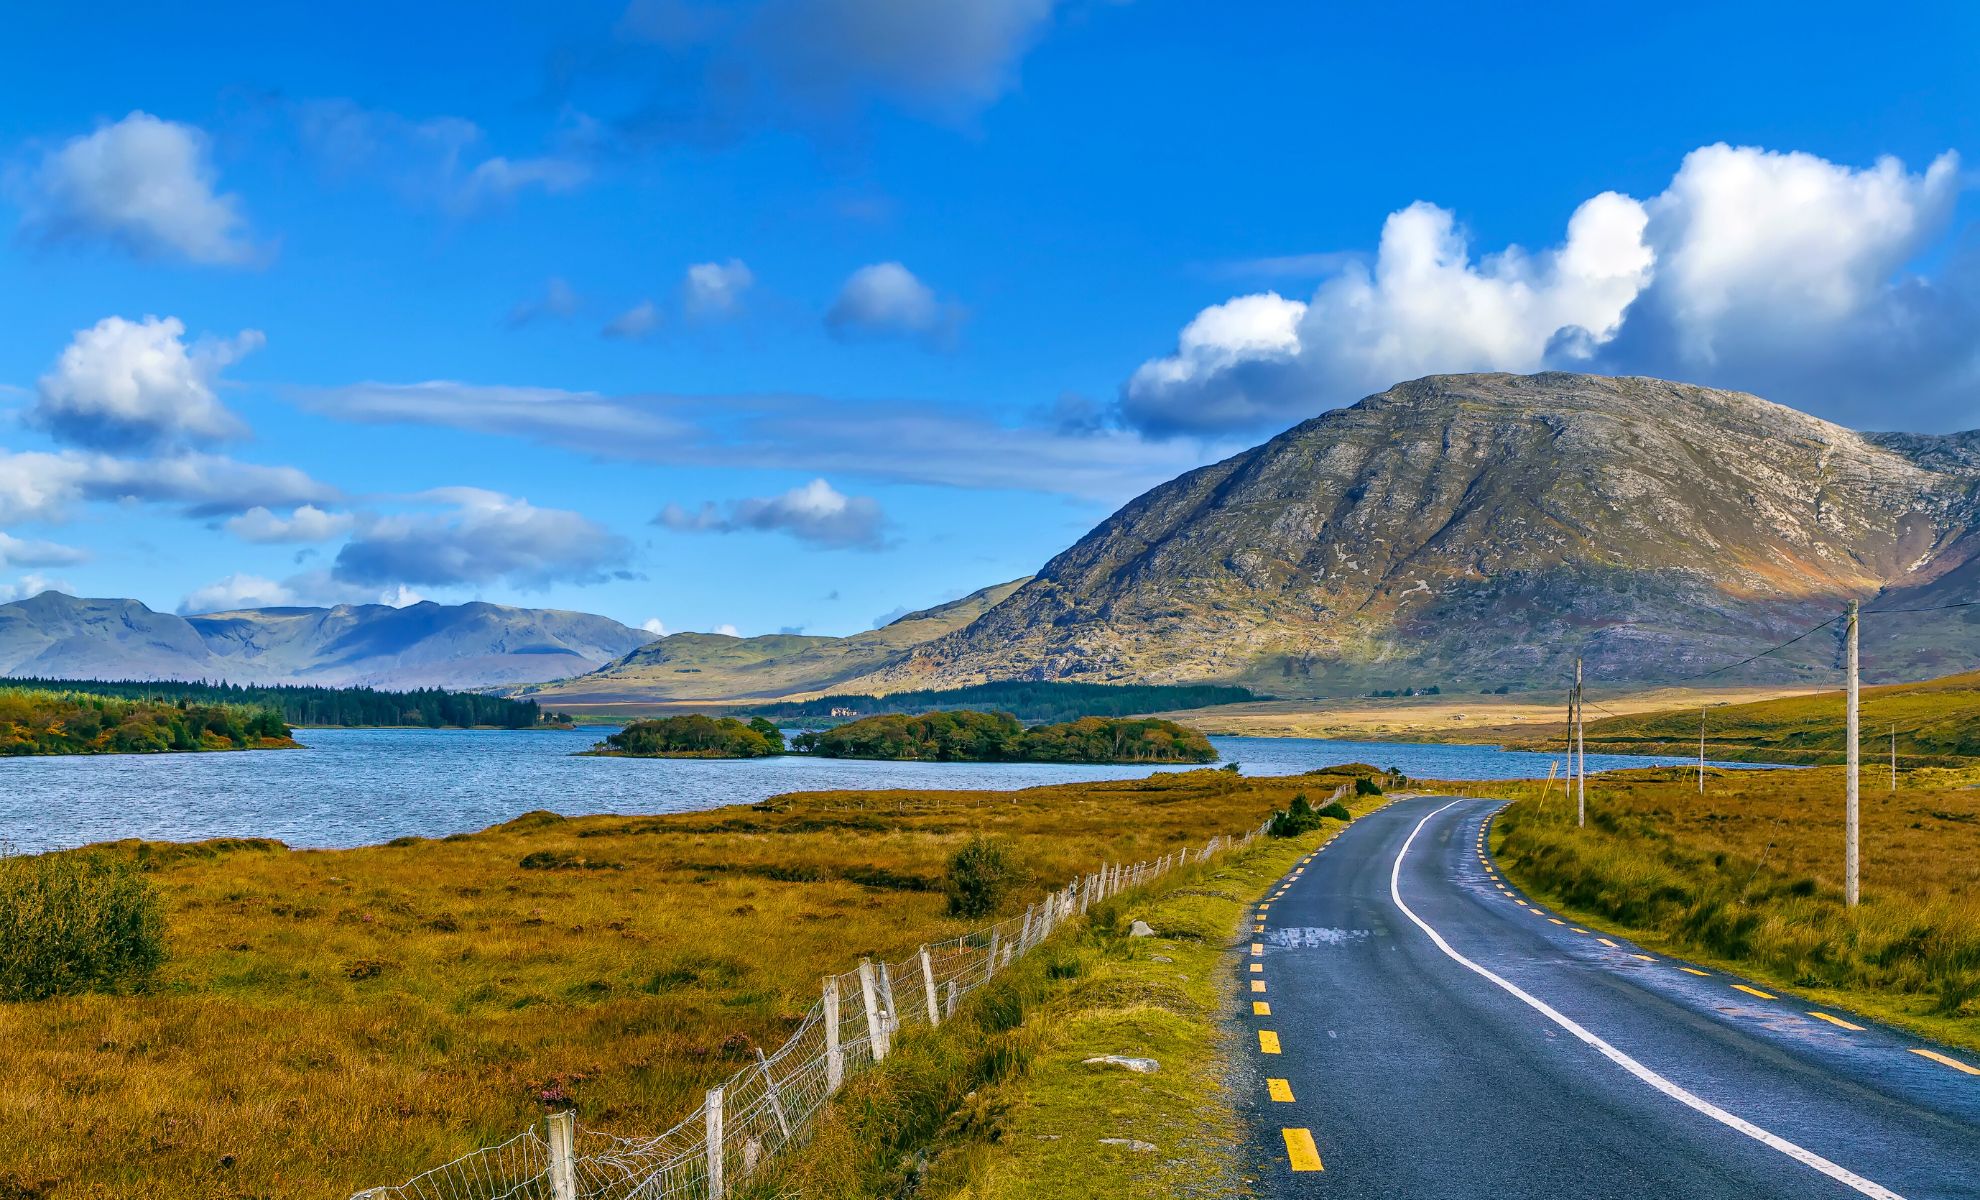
1354,776,1383,796
1269,793,1323,838
0,851,165,1001
1318,800,1352,821
944,837,1027,918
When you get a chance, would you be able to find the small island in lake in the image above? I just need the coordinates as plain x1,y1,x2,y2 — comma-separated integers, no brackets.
587,714,787,758
0,688,299,756
794,710,1218,763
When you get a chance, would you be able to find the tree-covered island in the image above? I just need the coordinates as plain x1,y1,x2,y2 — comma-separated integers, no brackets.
585,715,787,758
0,688,298,756
794,711,1218,763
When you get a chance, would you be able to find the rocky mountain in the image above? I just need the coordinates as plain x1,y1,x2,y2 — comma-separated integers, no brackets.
523,578,1030,706
0,592,652,690
851,373,1980,695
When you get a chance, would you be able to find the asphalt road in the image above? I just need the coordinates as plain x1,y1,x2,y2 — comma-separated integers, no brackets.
1236,794,1980,1199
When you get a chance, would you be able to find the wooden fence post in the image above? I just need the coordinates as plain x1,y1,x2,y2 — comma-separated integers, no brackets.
755,1047,791,1141
919,946,940,1026
823,975,844,1093
545,1110,576,1200
877,961,899,1037
944,979,958,1019
705,1087,726,1199
985,929,1001,981
859,959,889,1060
1019,903,1035,950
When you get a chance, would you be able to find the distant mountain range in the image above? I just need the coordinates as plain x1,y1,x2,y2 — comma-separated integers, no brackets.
18,372,1980,702
0,592,651,690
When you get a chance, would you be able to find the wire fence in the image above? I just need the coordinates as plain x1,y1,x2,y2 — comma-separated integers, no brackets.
349,818,1272,1200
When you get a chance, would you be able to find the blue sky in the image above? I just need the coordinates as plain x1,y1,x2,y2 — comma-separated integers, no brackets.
3,1,1979,636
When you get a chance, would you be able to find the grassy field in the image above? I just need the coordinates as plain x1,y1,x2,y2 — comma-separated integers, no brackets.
776,813,1357,1199
1481,764,1980,1050
0,765,1377,1199
1508,669,1980,765
1152,684,1813,743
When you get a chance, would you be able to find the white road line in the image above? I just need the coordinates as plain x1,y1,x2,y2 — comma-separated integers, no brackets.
1392,800,1905,1200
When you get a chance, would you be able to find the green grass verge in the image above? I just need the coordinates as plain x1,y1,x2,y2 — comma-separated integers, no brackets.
772,814,1358,1199
1484,784,1980,1055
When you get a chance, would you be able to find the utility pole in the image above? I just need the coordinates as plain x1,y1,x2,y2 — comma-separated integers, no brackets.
1845,600,1860,909
1890,723,1897,794
1698,706,1706,793
1575,656,1586,829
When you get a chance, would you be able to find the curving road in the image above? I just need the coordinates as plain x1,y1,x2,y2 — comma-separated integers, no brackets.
1235,794,1980,1199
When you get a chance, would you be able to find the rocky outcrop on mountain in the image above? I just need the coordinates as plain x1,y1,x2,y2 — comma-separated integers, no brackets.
852,373,1980,695
0,592,651,689
524,578,1030,704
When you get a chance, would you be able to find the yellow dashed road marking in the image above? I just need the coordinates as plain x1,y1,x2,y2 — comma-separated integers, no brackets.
1598,938,1618,948
1250,963,1263,973
1632,954,1655,962
1733,984,1776,1000
1267,1077,1295,1102
1258,1030,1281,1054
1679,967,1710,977
1809,1012,1865,1031
1282,1127,1323,1171
1251,943,1264,955
1570,927,1590,935
1252,980,1266,993
1254,1001,1272,1016
1549,918,1566,926
1911,1048,1980,1075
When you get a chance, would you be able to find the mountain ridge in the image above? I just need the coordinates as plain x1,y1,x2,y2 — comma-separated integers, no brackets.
0,592,653,690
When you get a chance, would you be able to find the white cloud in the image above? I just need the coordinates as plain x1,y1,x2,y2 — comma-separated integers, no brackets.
0,448,338,523
1121,143,1974,435
683,259,755,318
825,262,959,344
331,487,634,590
18,112,256,264
617,0,1062,130
713,623,741,637
224,504,355,544
178,573,302,613
657,477,888,548
604,300,663,340
0,573,74,603
507,277,581,328
640,617,668,635
296,381,1209,502
31,315,262,451
177,570,428,614
0,532,87,568
295,99,593,215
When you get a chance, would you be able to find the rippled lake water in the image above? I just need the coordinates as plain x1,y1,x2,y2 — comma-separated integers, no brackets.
0,727,1755,852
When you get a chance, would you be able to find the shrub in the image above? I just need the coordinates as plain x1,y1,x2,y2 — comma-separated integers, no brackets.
0,851,165,1001
1269,793,1323,838
944,837,1026,918
1318,800,1352,821
1354,776,1383,796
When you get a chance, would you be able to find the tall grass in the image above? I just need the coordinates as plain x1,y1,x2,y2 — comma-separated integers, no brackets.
0,764,1378,1198
1491,766,1980,1030
0,849,164,1001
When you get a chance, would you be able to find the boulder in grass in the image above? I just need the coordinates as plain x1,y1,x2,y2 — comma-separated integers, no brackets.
1083,1055,1159,1074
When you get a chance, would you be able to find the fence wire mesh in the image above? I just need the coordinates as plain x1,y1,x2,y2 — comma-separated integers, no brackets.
349,819,1268,1200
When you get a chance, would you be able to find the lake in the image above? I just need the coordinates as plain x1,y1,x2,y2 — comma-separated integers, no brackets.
0,728,1753,853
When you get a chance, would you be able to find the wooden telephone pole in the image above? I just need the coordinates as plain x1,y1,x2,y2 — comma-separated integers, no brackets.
1845,600,1860,909
1574,656,1586,828
1698,706,1707,793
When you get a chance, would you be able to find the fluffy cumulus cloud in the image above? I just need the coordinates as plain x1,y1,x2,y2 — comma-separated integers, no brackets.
825,262,959,345
223,504,355,544
17,112,256,264
0,532,87,569
657,477,888,549
1124,144,1975,435
616,0,1060,133
0,573,75,603
31,315,261,451
0,448,338,523
331,487,634,590
683,259,754,318
640,616,669,635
